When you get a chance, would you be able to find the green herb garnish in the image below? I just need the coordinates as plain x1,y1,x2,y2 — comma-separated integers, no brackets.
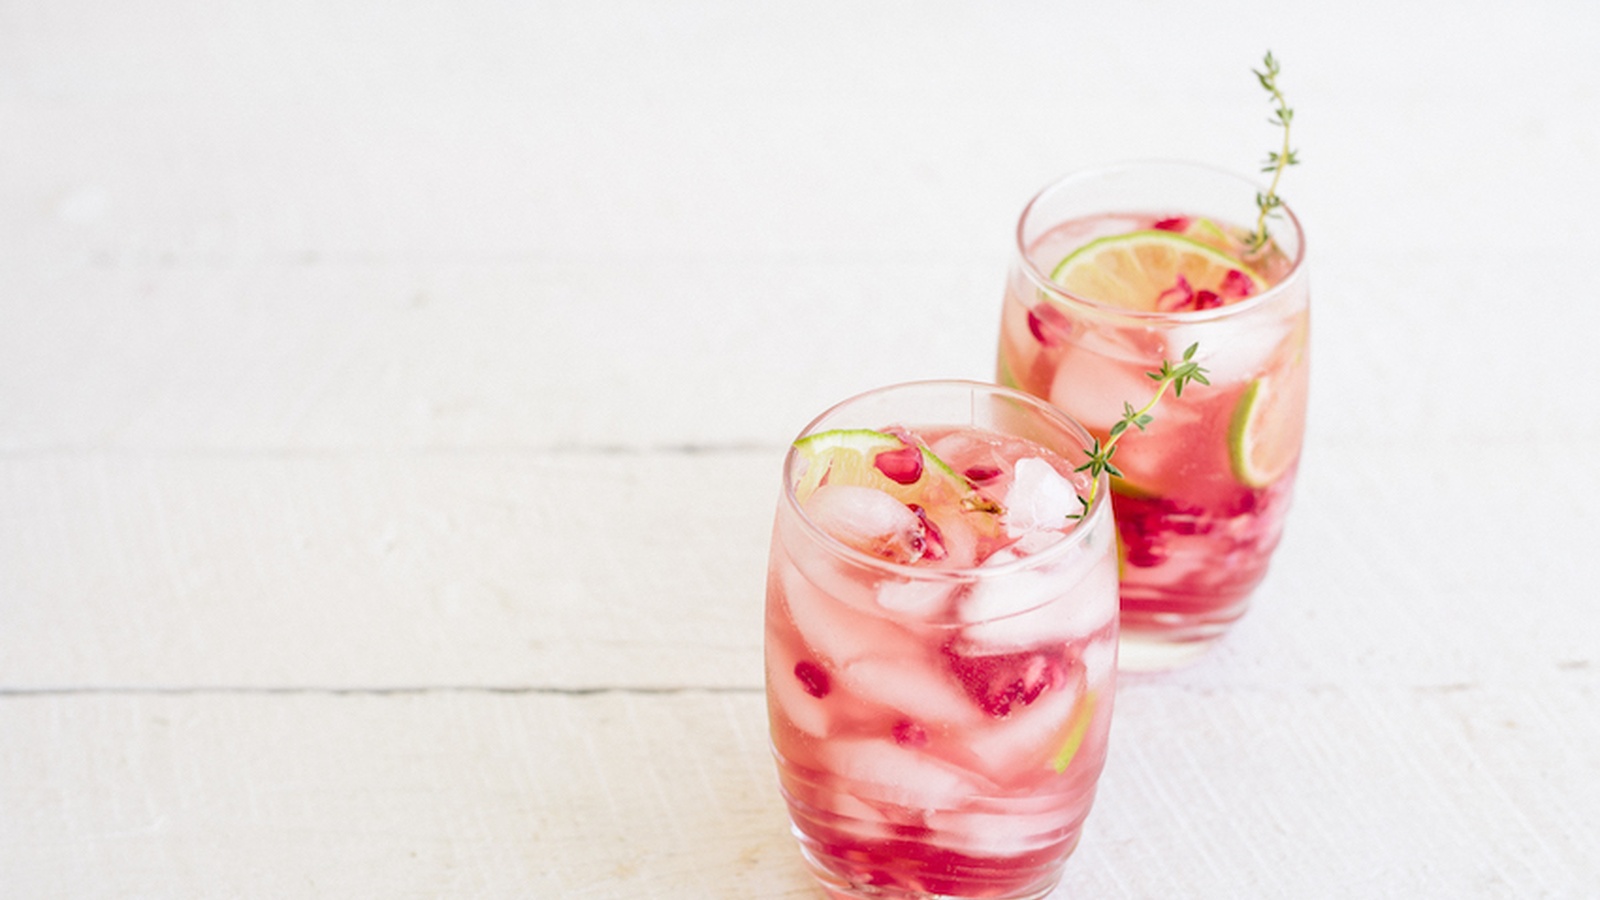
1248,51,1299,252
1068,344,1210,519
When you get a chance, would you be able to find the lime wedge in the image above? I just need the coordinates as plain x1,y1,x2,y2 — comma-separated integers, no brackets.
1228,374,1306,488
1051,689,1097,774
1051,230,1264,312
793,428,990,511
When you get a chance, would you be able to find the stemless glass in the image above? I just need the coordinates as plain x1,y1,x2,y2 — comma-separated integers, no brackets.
765,381,1118,900
997,161,1310,670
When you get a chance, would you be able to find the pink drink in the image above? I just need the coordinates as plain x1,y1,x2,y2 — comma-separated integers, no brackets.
766,382,1118,900
997,163,1310,669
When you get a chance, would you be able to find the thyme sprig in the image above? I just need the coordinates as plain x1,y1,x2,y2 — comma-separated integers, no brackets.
1067,344,1210,520
1248,51,1299,252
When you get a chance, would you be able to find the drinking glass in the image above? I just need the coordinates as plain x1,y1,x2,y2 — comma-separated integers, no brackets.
766,380,1118,900
997,161,1310,670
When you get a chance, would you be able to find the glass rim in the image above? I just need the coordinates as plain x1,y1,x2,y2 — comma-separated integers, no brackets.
779,379,1111,583
1015,159,1308,324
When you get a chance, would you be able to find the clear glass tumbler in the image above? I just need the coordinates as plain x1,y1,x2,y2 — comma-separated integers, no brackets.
766,380,1118,900
996,161,1310,670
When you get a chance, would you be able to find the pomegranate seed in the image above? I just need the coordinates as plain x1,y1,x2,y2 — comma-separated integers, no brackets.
1228,487,1267,516
1026,304,1070,346
873,445,923,485
1027,311,1049,344
793,660,830,698
1221,268,1257,299
1155,274,1194,311
906,504,947,561
1115,494,1171,567
1193,289,1222,310
963,464,1002,483
1152,216,1191,232
892,720,929,747
1113,493,1223,568
944,645,1067,718
1025,311,1053,345
1122,536,1166,568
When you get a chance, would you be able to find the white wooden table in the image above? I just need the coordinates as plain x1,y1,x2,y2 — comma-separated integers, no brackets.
4,2,1599,896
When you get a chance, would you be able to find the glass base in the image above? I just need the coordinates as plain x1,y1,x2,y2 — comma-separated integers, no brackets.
793,820,1073,900
1116,628,1220,671
799,839,1067,900
1116,592,1252,672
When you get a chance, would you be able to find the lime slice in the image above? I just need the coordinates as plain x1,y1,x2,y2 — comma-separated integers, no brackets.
793,428,989,511
1050,230,1265,312
1228,374,1306,488
1051,689,1097,774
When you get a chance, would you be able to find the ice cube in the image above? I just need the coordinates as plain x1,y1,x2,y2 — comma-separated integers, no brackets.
1102,414,1194,489
1164,318,1285,385
777,556,923,668
957,552,1117,651
1012,529,1066,556
819,738,992,813
963,672,1083,781
766,625,833,739
775,513,882,613
1078,635,1118,693
957,547,1030,622
924,806,1073,857
817,790,896,840
802,484,925,563
1048,346,1162,432
923,502,980,569
1003,458,1081,538
836,655,985,730
874,578,956,617
777,756,899,843
926,429,990,471
957,540,1096,622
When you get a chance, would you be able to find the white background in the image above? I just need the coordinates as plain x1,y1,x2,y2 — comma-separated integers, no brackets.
3,1,1598,896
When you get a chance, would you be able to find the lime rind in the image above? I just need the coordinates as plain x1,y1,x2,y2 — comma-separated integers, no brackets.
793,429,902,503
792,428,969,506
793,428,904,460
1051,690,1097,774
1050,230,1266,311
1053,230,1265,286
1229,377,1293,488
